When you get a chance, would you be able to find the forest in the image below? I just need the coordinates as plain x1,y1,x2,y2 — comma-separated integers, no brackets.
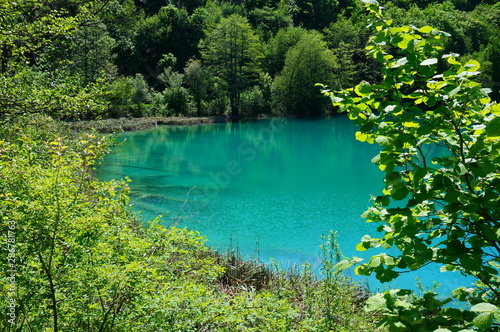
1,0,499,331
1,0,499,121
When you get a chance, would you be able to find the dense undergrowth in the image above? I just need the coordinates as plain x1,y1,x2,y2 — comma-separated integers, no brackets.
0,116,379,331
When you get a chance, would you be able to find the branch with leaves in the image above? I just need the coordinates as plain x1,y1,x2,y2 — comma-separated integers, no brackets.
321,1,500,331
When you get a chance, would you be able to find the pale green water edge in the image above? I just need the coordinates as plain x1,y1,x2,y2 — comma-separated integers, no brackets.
96,117,471,294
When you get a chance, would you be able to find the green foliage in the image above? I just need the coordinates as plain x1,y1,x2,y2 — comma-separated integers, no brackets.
155,68,192,116
273,31,336,116
131,4,203,78
324,15,365,49
4,0,498,119
323,1,500,330
0,0,110,121
247,3,293,41
0,0,79,71
267,231,376,331
184,58,208,116
240,85,268,116
106,74,154,118
385,1,490,55
64,23,118,85
0,119,379,331
3,0,500,327
264,26,308,77
201,14,263,118
323,15,380,88
206,84,230,116
117,0,500,116
0,67,108,121
289,0,339,30
0,122,219,330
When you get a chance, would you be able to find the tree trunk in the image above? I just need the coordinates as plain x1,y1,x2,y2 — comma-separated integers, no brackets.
230,92,239,120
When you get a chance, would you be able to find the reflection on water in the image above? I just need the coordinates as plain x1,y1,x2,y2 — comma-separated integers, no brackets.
96,116,473,295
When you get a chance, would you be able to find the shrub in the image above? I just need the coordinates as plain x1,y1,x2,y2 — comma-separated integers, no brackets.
106,74,153,118
240,86,267,117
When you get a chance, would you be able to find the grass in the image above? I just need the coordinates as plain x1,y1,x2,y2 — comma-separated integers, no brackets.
210,233,379,331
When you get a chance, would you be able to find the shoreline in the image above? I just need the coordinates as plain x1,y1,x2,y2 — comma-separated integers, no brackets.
64,116,232,133
64,113,336,133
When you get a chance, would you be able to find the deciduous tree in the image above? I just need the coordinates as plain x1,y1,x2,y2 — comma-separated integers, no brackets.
184,58,208,116
324,1,500,330
273,31,336,116
0,0,110,121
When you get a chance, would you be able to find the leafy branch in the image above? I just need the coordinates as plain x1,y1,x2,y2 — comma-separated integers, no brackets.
321,0,500,330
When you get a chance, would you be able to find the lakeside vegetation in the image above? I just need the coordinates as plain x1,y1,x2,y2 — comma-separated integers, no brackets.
0,117,378,330
0,0,499,331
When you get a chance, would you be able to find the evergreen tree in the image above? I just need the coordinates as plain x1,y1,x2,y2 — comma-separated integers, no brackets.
200,14,263,118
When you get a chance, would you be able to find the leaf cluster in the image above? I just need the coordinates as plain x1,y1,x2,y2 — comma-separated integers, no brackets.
322,1,500,330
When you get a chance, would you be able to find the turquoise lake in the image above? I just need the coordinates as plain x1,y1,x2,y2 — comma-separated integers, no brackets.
96,116,471,295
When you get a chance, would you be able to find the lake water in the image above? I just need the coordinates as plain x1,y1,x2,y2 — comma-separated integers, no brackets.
96,116,472,295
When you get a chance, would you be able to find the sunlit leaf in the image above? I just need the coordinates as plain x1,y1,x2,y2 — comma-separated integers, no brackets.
485,117,500,137
355,81,373,96
334,259,351,271
473,312,494,329
464,59,481,72
420,58,438,66
403,121,419,128
471,303,498,313
365,293,387,311
375,136,391,146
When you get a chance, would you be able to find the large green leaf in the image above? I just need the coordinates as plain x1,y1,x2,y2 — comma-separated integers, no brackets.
472,312,493,329
375,136,391,146
334,259,351,271
419,26,434,34
391,187,409,200
471,303,498,313
459,255,482,272
355,81,373,96
365,293,387,311
485,117,500,137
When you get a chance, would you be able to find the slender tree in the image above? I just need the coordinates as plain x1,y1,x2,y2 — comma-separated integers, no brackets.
200,14,263,119
184,58,208,116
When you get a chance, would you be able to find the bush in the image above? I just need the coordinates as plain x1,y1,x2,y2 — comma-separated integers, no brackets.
106,74,153,118
0,123,222,330
163,85,192,116
240,86,267,117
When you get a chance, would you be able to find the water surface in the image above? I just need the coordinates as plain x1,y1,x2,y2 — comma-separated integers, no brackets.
97,117,471,294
